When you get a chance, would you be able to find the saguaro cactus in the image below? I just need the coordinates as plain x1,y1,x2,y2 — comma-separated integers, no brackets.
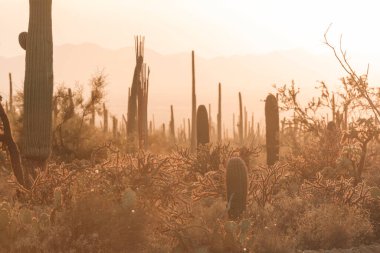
217,83,222,142
197,105,209,146
112,116,118,139
191,51,197,152
169,105,175,142
226,157,248,219
21,0,54,168
238,92,243,145
265,94,280,166
138,64,149,149
127,36,144,152
103,103,108,133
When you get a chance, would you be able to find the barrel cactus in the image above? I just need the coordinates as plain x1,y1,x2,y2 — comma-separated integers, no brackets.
196,105,209,146
226,157,248,219
265,94,280,166
21,0,54,168
0,208,10,230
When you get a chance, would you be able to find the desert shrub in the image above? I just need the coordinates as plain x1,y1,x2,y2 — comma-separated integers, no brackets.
250,226,296,253
46,192,149,252
296,203,374,250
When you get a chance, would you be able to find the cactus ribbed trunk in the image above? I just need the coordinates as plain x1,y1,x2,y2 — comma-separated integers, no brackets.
169,105,175,142
265,94,280,166
217,83,222,142
112,116,118,139
226,157,248,219
23,0,53,165
127,36,144,153
197,105,209,146
191,51,197,152
244,107,248,139
233,113,236,140
103,103,108,133
238,92,243,145
90,91,95,127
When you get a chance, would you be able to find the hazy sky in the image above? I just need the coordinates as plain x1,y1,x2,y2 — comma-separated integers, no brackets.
1,0,379,58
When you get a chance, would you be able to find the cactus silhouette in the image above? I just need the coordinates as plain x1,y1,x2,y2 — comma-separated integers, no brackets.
196,105,209,145
238,92,243,145
127,36,144,152
226,157,248,219
191,51,197,152
265,94,280,166
103,103,108,133
18,32,27,50
217,83,222,142
21,0,54,168
169,105,175,142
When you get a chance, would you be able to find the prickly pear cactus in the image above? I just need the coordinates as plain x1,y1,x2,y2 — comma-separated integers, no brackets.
226,157,248,219
265,94,280,166
196,105,210,146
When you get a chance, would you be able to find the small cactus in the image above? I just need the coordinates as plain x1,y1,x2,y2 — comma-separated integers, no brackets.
226,157,248,219
39,213,50,228
19,208,32,224
54,187,62,208
224,220,238,234
0,208,10,230
265,94,280,166
196,105,209,146
121,188,137,209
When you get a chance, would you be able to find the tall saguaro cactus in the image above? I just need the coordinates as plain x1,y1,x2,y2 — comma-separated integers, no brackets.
265,94,280,166
21,0,54,168
226,157,248,219
191,51,197,152
103,103,108,133
197,105,209,145
217,83,222,142
238,92,243,145
138,64,149,149
169,105,175,142
127,36,145,153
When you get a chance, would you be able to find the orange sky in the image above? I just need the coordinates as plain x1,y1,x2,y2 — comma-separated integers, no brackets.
1,0,380,59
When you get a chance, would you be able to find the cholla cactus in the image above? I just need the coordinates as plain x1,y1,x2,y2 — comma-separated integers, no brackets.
226,157,248,219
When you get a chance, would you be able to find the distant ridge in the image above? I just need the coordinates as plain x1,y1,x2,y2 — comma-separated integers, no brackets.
0,43,373,127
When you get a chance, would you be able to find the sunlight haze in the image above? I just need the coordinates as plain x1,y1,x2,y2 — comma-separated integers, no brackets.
1,0,379,58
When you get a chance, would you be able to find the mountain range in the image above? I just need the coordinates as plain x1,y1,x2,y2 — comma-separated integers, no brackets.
0,43,376,130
